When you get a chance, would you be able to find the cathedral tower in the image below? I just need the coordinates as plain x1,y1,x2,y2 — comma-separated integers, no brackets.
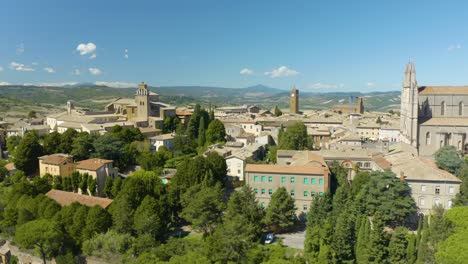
290,87,299,114
400,63,419,148
135,82,150,120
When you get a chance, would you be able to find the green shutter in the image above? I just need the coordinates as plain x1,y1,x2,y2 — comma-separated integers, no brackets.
290,177,295,183
303,178,308,184
268,176,273,182
254,176,258,182
319,179,324,185
311,178,316,184
269,189,273,194
281,177,286,183
303,191,308,196
261,176,266,182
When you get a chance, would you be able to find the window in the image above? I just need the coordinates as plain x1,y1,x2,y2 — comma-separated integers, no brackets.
426,132,431,145
311,178,316,184
449,186,454,194
364,162,370,168
459,101,464,116
237,170,241,174
254,176,258,182
319,192,324,196
421,185,427,192
261,176,266,182
441,101,445,116
419,197,425,206
269,189,273,195
261,189,265,194
254,188,258,194
268,176,273,182
311,191,316,196
281,177,286,183
357,162,362,167
290,190,295,196
303,205,308,211
319,179,324,185
303,191,308,197
435,186,440,195
303,178,309,184
290,177,295,183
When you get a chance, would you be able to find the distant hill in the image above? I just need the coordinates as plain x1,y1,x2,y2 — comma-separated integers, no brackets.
0,84,401,111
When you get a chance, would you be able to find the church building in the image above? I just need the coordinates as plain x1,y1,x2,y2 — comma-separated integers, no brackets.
400,63,468,156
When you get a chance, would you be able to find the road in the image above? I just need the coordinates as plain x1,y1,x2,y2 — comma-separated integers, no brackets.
277,230,306,249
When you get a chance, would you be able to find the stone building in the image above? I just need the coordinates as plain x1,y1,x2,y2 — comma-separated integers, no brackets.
400,63,468,156
290,87,299,114
38,153,75,177
331,97,364,114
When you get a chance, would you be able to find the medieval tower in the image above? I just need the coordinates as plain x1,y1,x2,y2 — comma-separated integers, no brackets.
400,62,419,149
290,87,299,114
135,82,150,121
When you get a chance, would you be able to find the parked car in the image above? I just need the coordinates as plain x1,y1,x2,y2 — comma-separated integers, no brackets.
264,233,274,244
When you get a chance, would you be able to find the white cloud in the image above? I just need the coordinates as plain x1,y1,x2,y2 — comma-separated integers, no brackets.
72,69,81,75
9,62,35,71
89,54,97,59
16,43,24,55
0,81,10,85
76,42,97,55
44,67,55,73
240,68,253,75
366,82,375,87
448,44,462,51
264,66,299,78
95,81,138,88
89,67,102,75
0,66,3,72
35,82,78,87
124,49,129,59
309,83,338,89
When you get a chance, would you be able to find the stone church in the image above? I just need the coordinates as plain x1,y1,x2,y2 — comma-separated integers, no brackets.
400,63,468,156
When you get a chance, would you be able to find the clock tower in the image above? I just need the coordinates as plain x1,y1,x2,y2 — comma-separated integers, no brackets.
290,87,299,114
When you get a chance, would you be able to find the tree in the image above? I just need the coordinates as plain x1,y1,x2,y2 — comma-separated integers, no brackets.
15,220,63,264
434,145,464,174
206,119,226,144
58,128,78,153
93,133,127,170
274,106,283,117
198,116,206,147
454,164,468,205
71,132,95,161
367,213,388,263
6,135,22,157
13,131,44,175
80,173,89,194
376,116,382,124
28,110,37,119
278,122,310,150
133,195,168,240
43,131,61,154
82,205,112,241
82,230,134,261
388,226,409,264
305,193,333,263
180,183,226,236
331,209,355,263
435,229,468,264
266,146,278,164
264,187,296,233
406,234,417,264
87,176,97,196
104,176,114,198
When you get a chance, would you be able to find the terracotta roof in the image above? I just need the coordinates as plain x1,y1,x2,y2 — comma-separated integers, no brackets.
245,162,328,176
419,86,468,95
420,118,468,126
38,154,73,165
76,158,113,171
372,157,392,170
46,189,113,208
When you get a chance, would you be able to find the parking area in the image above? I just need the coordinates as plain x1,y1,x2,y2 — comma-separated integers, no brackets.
277,230,306,249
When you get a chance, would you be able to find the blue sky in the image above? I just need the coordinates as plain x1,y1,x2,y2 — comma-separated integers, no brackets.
1,0,468,92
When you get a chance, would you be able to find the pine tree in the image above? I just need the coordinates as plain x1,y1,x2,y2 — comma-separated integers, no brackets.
264,187,296,233
104,176,114,198
331,209,355,263
388,226,409,264
368,213,388,263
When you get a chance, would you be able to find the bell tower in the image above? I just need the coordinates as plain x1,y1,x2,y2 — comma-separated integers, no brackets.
135,82,150,120
290,87,299,114
400,62,419,149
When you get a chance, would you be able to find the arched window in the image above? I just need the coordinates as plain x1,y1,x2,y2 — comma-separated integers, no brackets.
441,101,446,116
426,132,431,145
459,101,464,116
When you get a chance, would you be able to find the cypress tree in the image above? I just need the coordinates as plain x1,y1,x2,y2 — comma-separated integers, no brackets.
406,234,417,264
416,216,430,264
367,213,388,263
198,116,206,147
388,226,409,264
355,216,370,263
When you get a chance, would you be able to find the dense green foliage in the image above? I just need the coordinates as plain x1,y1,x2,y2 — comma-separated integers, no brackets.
278,122,311,150
434,145,464,174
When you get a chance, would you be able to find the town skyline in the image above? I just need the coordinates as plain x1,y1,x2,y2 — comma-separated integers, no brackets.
3,1,468,91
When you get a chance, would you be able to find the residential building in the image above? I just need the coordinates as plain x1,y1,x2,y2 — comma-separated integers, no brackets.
331,97,365,114
225,143,265,180
46,189,113,209
245,162,330,216
75,158,116,196
309,128,331,149
149,133,175,151
38,153,75,177
380,124,401,142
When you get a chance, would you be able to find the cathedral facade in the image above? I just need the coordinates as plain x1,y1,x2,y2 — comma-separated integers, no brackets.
400,63,468,156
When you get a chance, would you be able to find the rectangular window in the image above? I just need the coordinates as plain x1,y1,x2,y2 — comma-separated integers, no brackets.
311,191,316,196
254,188,258,194
290,190,295,196
311,178,316,184
303,178,308,184
268,176,273,182
254,176,258,182
268,189,273,195
449,187,454,194
261,176,266,182
319,179,324,185
290,177,295,183
319,192,324,196
421,185,427,192
261,189,265,194
419,197,425,206
303,205,308,211
435,186,440,195
303,191,308,197
281,177,286,183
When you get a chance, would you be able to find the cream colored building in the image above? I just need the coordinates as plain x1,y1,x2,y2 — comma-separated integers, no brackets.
38,153,75,177
76,158,117,196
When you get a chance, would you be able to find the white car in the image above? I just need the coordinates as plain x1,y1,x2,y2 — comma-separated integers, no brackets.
264,233,274,244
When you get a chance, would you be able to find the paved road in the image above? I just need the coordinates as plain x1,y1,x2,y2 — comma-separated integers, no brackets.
277,230,306,249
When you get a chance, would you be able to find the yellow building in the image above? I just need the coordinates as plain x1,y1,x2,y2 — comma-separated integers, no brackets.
76,158,117,196
38,154,75,177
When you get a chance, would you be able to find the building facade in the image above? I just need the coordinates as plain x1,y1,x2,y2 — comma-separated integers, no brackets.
290,88,299,114
38,153,75,177
75,158,117,196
